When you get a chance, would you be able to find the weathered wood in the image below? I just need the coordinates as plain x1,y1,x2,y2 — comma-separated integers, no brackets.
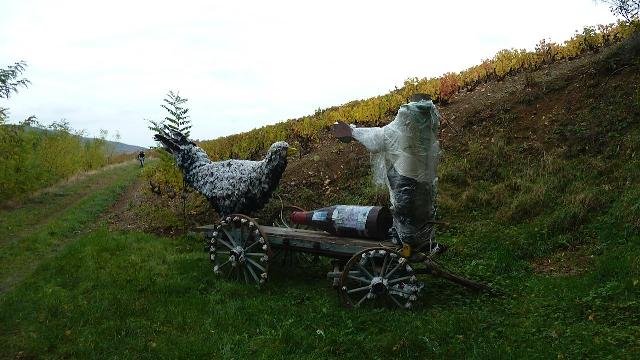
262,226,393,247
198,222,496,299
197,224,397,259
423,259,493,292
195,225,217,232
263,226,397,259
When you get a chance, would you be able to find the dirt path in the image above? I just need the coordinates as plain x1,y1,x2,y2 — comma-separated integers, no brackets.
98,177,146,230
0,161,139,246
0,160,136,211
0,162,141,295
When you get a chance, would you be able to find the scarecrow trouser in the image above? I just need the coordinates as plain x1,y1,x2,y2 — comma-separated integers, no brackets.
387,167,434,247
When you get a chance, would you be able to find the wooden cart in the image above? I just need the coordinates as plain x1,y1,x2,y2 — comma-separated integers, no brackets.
197,210,490,309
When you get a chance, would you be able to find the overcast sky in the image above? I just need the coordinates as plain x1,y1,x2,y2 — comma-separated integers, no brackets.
1,0,616,147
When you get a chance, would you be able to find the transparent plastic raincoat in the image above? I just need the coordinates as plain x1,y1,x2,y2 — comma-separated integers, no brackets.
350,100,441,247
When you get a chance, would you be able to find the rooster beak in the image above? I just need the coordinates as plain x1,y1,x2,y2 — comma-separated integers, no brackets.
286,147,297,156
154,134,180,154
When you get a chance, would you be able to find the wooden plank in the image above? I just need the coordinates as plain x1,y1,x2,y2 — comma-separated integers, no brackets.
260,226,394,248
196,224,396,258
261,226,396,258
197,224,393,247
195,225,217,232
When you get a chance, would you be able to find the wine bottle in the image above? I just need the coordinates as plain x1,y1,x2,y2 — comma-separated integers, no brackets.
290,205,392,240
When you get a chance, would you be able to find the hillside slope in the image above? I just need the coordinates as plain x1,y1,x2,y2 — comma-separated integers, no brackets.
261,34,640,227
125,34,640,286
129,34,640,248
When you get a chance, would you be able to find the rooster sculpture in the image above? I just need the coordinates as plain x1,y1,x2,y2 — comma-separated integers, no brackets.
153,127,289,216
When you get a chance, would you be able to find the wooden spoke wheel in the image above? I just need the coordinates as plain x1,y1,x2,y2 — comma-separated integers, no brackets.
270,205,318,267
207,214,270,287
339,247,423,309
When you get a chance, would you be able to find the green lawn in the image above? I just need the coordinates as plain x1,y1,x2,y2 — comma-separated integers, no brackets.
0,159,638,358
1,139,640,359
0,163,140,293
0,218,638,358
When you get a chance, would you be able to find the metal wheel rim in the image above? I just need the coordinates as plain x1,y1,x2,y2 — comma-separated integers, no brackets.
339,247,422,309
208,214,270,287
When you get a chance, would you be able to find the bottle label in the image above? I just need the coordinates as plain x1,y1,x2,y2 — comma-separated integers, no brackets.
332,205,373,233
312,211,328,221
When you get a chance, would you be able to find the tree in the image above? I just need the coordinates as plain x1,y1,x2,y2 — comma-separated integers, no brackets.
0,61,29,99
19,115,40,127
599,0,640,22
162,90,191,137
105,130,121,164
146,90,196,231
0,61,30,122
148,90,192,137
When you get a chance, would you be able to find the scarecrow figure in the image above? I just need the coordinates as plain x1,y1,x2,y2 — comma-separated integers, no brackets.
331,94,443,255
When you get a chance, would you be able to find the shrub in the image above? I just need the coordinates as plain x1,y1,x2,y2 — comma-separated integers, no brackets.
438,73,460,104
0,122,112,202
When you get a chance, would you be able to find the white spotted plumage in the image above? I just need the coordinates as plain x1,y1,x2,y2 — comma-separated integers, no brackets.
154,127,288,216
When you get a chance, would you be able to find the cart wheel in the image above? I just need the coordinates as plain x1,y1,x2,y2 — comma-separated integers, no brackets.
339,247,423,309
270,205,319,267
207,214,270,287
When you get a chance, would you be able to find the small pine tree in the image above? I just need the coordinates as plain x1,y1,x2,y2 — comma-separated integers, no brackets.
147,90,193,179
146,90,195,230
161,90,191,137
148,90,192,139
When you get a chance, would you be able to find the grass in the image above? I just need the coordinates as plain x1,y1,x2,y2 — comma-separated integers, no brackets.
0,221,637,359
0,163,140,293
1,150,639,358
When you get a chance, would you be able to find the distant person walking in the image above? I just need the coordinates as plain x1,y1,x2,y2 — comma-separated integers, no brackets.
137,150,145,167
